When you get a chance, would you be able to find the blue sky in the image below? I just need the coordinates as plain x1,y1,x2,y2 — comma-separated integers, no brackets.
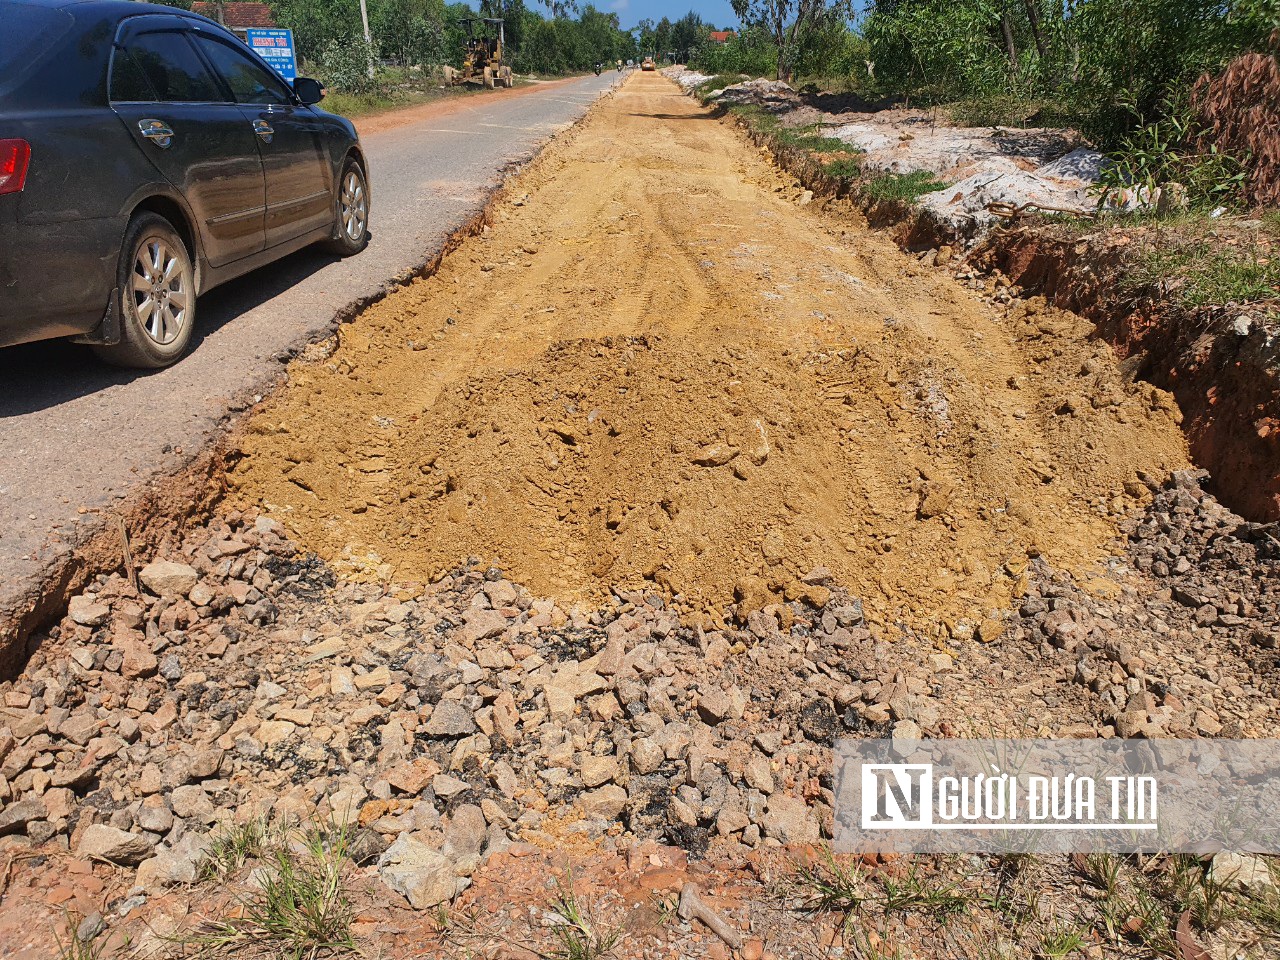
607,0,741,31
600,0,870,37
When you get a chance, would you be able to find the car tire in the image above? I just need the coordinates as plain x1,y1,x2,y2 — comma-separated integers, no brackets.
325,157,370,257
95,212,195,369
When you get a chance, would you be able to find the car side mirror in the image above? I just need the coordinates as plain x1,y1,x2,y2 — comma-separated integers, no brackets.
293,77,324,105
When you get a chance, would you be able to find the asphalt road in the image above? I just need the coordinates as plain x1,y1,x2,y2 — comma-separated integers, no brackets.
0,73,617,639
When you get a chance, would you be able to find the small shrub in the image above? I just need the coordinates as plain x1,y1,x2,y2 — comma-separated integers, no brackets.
318,37,378,94
1096,95,1250,209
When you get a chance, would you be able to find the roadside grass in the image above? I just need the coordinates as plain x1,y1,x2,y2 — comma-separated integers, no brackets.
198,816,273,880
725,104,865,185
696,74,749,100
860,171,946,203
54,914,109,960
1133,232,1280,307
823,156,865,182
180,818,357,959
777,850,1280,958
1036,922,1087,958
322,70,542,121
548,875,625,960
775,124,850,153
787,850,977,926
1029,202,1280,313
947,94,1078,130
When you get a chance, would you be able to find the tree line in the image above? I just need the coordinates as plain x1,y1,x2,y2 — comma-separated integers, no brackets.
164,0,643,85
691,0,1278,146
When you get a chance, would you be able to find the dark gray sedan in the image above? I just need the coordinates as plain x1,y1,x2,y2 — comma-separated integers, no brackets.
0,0,370,367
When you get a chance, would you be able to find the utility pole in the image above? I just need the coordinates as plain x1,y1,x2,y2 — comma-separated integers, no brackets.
358,0,374,78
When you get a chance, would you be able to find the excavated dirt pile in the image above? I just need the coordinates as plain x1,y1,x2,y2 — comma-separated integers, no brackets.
230,72,1188,637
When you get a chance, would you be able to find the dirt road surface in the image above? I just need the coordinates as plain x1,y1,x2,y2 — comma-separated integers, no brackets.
232,71,1187,637
0,73,617,652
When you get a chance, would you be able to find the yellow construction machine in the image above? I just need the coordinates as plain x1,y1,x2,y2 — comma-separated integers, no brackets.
445,17,514,89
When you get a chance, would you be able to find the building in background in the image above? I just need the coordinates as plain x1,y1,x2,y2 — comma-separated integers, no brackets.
189,2,277,41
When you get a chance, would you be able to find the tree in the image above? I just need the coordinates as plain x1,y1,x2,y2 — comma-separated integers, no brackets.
669,11,705,62
729,0,853,81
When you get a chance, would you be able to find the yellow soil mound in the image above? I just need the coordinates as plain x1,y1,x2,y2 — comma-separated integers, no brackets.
229,72,1187,635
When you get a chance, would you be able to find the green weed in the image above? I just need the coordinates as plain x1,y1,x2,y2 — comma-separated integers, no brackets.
182,819,356,959
1037,922,1086,958
878,861,972,918
1136,238,1280,306
199,816,273,880
860,171,946,204
790,850,873,914
823,157,864,181
776,125,851,153
54,914,108,960
548,875,624,960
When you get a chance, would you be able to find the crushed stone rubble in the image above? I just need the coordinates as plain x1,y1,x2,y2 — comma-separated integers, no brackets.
0,469,1276,912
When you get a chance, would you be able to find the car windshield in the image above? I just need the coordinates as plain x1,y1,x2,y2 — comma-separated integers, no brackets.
0,2,75,101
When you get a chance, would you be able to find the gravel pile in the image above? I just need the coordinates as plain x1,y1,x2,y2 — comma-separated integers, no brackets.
1006,469,1280,739
1,470,1276,912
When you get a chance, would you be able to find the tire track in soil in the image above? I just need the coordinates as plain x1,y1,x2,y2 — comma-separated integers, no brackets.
228,72,1188,638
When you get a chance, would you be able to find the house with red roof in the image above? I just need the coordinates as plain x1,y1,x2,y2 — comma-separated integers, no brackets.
708,30,736,44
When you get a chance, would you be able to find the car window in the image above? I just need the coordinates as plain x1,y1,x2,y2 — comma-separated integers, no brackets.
110,49,157,103
124,31,224,103
192,35,292,106
0,3,73,76
0,2,76,103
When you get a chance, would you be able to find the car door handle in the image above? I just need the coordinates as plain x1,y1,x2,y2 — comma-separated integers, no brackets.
252,119,274,143
138,119,174,148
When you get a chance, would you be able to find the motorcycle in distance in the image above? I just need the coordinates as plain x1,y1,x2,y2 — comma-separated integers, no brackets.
594,62,603,75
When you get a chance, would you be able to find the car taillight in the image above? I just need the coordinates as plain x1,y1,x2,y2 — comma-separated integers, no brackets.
0,139,31,196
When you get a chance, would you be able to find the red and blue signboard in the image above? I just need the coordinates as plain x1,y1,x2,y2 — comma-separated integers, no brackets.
245,28,298,83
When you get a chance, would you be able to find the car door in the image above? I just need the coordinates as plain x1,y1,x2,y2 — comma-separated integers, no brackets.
189,29,333,249
109,17,266,268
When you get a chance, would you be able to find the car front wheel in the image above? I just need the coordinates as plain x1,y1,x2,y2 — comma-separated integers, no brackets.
95,212,195,369
326,158,370,257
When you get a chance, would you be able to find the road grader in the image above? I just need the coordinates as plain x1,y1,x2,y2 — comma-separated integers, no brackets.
444,17,514,89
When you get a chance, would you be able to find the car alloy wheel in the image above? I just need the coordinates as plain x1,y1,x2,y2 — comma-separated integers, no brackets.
130,237,190,346
340,169,368,245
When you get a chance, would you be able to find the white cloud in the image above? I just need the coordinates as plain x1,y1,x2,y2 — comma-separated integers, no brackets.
610,0,629,11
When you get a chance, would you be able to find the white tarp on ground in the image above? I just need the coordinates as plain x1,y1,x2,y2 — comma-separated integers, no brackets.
916,164,1098,232
705,78,799,113
829,118,1106,230
666,68,713,92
